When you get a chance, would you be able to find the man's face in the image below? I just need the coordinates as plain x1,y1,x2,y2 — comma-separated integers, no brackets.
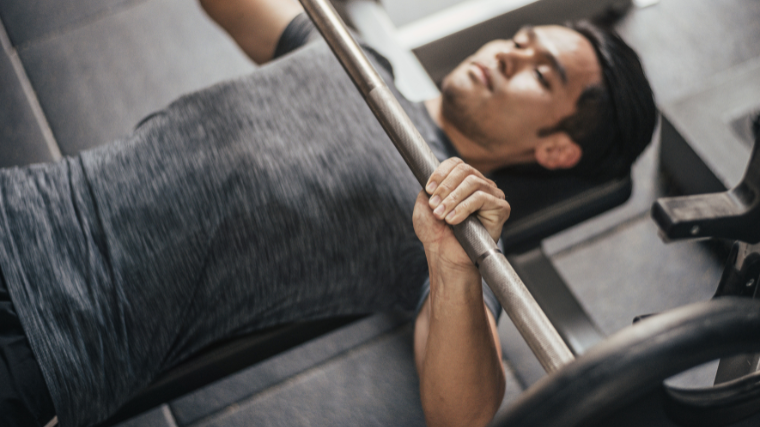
440,25,602,157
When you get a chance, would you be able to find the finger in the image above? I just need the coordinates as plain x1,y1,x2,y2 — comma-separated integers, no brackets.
413,190,451,245
428,162,490,211
425,157,464,194
432,174,505,221
413,190,433,224
444,191,510,225
443,191,511,241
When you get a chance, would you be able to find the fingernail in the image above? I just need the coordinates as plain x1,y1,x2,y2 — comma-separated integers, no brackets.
433,204,445,217
446,209,456,221
426,181,437,193
430,195,441,207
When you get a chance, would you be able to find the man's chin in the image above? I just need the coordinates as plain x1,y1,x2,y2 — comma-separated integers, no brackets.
441,94,488,144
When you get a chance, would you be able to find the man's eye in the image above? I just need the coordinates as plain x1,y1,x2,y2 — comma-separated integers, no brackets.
513,40,524,49
535,68,550,89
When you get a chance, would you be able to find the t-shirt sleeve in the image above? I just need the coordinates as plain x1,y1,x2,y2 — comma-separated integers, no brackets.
415,278,503,323
273,12,395,78
273,13,323,60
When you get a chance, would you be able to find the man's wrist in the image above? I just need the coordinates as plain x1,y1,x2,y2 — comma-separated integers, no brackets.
427,250,482,299
423,241,476,272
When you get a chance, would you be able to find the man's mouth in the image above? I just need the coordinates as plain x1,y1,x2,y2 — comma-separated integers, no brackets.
470,62,493,91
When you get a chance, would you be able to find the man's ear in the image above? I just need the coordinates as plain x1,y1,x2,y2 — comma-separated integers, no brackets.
534,133,582,170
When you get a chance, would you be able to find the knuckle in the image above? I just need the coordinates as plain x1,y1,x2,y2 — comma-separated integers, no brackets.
501,201,511,220
439,181,455,194
454,162,472,175
445,207,457,223
462,195,475,208
446,190,459,204
464,174,480,186
441,157,462,172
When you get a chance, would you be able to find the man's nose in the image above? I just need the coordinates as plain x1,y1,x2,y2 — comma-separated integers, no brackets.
496,48,533,78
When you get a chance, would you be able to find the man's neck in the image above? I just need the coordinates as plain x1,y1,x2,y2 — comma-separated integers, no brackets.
423,97,534,174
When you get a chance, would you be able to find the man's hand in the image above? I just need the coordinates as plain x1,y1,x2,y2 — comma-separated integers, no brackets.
413,157,510,269
413,158,509,427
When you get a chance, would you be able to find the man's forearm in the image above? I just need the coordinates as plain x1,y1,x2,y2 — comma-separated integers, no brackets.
416,257,506,427
200,0,303,64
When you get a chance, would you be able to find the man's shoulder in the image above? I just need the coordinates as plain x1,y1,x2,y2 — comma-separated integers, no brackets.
273,12,394,78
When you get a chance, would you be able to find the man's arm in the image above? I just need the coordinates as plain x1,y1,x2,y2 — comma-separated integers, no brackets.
200,0,303,64
413,158,508,427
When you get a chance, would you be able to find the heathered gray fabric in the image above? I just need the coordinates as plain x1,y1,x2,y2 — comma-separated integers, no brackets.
0,41,452,427
274,13,506,321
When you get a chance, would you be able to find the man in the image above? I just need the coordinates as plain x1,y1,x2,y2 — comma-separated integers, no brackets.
0,0,656,426
204,2,656,427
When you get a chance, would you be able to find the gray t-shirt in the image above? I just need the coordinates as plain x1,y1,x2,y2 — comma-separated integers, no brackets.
0,36,454,426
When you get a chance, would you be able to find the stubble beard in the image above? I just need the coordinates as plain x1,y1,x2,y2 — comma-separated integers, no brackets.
440,82,493,150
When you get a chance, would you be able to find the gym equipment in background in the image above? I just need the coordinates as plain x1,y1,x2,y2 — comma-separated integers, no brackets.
659,59,760,198
491,116,760,427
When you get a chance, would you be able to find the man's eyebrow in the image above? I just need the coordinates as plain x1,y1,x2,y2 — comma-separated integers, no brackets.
525,26,568,86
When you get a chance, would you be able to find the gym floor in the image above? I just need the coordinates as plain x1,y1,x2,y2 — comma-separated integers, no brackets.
1,0,759,426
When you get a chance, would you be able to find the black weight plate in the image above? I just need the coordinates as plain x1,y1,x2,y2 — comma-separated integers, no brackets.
491,297,760,427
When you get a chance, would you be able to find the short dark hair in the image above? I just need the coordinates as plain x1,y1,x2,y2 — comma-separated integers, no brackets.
538,21,657,181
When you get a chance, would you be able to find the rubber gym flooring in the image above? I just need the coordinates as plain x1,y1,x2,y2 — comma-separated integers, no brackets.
1,0,759,426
